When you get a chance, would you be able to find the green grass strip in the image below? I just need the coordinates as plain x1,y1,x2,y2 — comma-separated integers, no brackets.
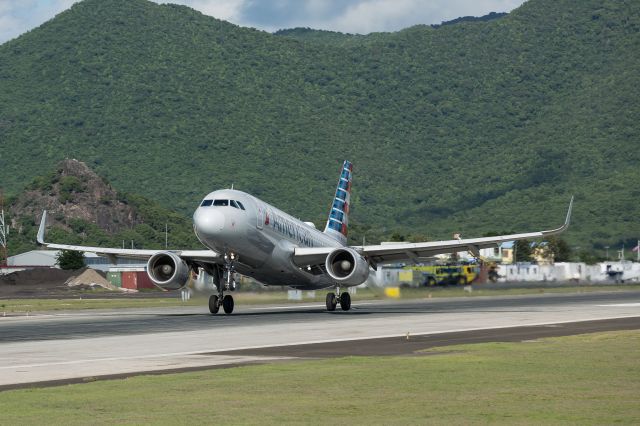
1,330,639,424
1,285,639,313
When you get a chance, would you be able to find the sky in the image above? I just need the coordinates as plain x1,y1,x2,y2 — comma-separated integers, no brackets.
0,0,527,45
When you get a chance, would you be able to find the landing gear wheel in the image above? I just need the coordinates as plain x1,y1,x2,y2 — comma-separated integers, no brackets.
340,292,351,311
326,293,337,311
222,295,234,314
209,295,219,314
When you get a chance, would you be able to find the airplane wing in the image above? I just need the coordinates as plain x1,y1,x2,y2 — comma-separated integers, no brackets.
294,196,573,267
36,210,219,263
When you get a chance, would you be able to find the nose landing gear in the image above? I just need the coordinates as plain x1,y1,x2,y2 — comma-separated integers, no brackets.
209,252,238,315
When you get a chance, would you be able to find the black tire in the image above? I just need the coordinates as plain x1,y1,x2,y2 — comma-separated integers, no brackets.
326,293,337,311
209,295,219,314
222,295,234,314
340,292,351,311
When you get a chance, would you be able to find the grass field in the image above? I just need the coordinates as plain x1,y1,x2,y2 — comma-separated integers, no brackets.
1,284,639,313
1,330,638,424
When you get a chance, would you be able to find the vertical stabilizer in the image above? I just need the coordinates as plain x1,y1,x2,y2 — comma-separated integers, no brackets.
324,160,353,245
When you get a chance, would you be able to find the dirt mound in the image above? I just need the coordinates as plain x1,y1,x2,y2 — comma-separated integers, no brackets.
66,269,117,291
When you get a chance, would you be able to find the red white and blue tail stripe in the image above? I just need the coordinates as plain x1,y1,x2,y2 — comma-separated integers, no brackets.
324,160,352,245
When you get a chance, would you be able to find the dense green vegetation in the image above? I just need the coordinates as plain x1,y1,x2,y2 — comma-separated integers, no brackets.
0,0,638,253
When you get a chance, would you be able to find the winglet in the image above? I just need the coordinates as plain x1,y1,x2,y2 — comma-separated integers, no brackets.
564,195,574,229
37,210,47,245
541,196,573,236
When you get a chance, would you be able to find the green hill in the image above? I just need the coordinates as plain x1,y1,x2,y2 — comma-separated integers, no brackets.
0,0,638,253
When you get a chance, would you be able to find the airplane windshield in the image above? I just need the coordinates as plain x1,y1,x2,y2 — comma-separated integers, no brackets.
213,200,229,206
201,199,213,207
230,200,240,209
236,201,245,210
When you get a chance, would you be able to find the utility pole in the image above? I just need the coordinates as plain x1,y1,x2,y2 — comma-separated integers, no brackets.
0,189,8,266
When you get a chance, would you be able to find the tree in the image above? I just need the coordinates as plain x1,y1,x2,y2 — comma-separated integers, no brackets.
56,250,85,270
543,236,572,262
514,239,533,262
578,250,599,265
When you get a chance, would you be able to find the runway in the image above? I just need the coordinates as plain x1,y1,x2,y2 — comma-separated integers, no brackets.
1,290,639,389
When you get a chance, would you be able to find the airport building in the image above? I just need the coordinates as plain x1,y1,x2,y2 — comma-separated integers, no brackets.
4,250,145,271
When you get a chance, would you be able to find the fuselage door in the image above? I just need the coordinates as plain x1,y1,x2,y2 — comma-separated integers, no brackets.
257,205,264,229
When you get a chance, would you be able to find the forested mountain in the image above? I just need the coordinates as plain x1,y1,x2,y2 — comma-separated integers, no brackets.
0,0,638,253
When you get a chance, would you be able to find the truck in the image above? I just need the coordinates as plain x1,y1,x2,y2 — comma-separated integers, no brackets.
408,264,480,286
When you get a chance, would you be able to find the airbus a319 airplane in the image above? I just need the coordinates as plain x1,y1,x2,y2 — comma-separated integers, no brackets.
38,160,573,315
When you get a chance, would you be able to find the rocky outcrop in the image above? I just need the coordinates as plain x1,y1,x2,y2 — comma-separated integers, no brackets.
9,159,142,234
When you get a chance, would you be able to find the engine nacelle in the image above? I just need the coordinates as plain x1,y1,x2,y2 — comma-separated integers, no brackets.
325,247,370,286
147,251,190,290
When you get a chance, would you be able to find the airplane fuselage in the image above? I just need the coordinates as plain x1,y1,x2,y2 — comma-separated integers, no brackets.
193,189,342,289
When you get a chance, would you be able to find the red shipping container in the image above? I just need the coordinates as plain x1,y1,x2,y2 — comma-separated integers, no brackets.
121,271,138,289
136,271,156,289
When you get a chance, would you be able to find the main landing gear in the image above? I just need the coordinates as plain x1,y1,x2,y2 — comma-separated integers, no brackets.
326,287,351,312
209,253,237,315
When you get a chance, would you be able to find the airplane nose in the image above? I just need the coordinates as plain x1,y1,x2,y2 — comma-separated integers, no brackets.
193,208,225,236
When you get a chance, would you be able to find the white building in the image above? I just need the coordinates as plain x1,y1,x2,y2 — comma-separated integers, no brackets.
5,250,145,272
498,261,640,283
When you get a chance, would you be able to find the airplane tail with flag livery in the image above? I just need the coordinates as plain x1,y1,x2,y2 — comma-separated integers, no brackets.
323,160,352,245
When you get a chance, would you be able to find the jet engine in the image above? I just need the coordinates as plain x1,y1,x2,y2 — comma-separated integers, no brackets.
147,251,190,290
325,247,369,286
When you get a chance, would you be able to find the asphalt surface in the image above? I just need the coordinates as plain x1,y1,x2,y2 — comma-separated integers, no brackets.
1,290,639,390
1,291,638,343
218,316,640,358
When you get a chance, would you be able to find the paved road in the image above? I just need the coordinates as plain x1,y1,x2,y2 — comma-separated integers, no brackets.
2,291,639,343
1,290,639,388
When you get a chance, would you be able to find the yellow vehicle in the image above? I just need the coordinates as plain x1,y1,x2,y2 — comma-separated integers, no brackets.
409,264,479,286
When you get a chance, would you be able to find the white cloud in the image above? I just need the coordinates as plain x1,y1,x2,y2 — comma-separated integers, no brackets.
0,0,79,44
152,0,245,22
319,0,421,34
0,0,527,45
293,0,526,34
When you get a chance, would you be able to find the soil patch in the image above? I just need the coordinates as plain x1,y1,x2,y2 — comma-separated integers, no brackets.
0,267,103,297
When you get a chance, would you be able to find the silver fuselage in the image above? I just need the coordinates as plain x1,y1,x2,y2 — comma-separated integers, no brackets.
193,189,343,289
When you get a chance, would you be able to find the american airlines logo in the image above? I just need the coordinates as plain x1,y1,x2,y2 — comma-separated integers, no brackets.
267,209,319,247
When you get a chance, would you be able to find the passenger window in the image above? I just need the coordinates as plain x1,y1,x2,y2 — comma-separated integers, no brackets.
201,199,213,207
213,199,229,207
237,201,246,210
230,200,239,209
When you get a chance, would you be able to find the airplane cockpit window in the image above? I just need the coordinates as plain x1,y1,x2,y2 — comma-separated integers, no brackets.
213,199,229,207
230,200,240,209
201,199,213,207
236,201,246,210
